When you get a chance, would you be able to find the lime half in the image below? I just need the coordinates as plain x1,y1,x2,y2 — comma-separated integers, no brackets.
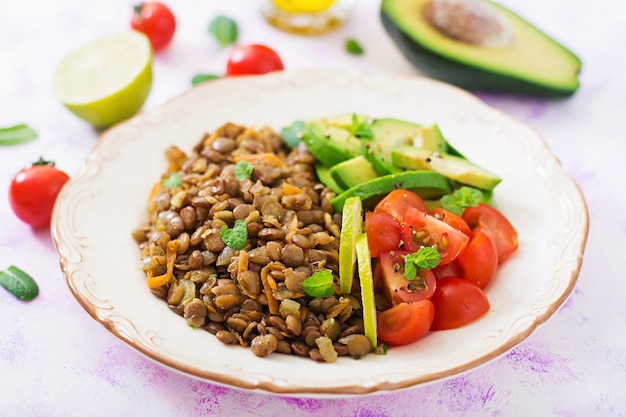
272,0,336,13
53,31,153,129
356,232,377,349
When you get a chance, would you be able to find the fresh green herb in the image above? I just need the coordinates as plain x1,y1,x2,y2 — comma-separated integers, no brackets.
191,73,221,86
280,120,305,148
0,124,38,146
162,172,182,189
208,15,238,47
404,247,441,280
220,219,248,250
0,266,39,301
302,270,335,298
349,113,374,139
374,343,389,355
441,186,483,215
345,38,364,55
234,160,254,181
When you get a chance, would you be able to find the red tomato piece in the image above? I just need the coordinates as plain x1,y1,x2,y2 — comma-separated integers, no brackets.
458,226,498,289
374,189,430,223
377,300,434,345
430,207,473,238
402,206,469,265
432,259,464,280
226,44,284,76
9,160,70,228
462,203,518,263
131,2,176,52
379,250,437,305
430,277,490,330
365,211,402,257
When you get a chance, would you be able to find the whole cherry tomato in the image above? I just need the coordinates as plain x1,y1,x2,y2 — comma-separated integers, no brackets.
226,44,284,76
430,277,490,330
131,2,176,52
9,158,70,228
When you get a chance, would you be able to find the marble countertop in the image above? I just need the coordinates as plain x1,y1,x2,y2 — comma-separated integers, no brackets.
2,0,625,415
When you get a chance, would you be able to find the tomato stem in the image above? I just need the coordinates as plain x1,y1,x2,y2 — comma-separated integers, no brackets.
32,156,55,167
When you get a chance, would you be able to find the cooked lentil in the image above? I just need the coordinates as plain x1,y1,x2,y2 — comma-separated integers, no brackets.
134,123,372,362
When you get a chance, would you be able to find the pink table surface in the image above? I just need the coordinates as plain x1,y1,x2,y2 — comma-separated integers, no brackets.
2,0,625,415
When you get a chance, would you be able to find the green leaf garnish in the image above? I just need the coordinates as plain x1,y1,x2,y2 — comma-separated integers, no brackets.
345,38,364,55
0,124,38,146
162,172,182,190
349,113,374,139
280,120,305,148
441,186,484,216
0,266,39,301
302,270,335,298
404,247,441,280
234,160,254,181
220,219,248,250
191,74,221,86
208,15,238,47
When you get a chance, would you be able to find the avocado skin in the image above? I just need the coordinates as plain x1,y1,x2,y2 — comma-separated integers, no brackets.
380,11,578,98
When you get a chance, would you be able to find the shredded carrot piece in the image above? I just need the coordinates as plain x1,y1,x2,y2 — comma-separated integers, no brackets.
234,153,285,167
146,240,179,289
260,263,279,315
282,183,302,195
148,181,166,213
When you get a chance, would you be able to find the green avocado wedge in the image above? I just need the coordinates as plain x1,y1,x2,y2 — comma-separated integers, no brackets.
381,0,582,97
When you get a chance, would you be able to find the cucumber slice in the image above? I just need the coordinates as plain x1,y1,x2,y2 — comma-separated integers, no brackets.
339,196,363,294
356,232,377,349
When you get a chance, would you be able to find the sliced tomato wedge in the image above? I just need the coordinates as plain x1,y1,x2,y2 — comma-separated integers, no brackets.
432,259,464,280
365,211,402,258
430,207,473,238
462,203,518,263
379,250,436,305
458,226,498,289
374,189,430,223
402,206,469,265
377,300,434,345
430,277,490,330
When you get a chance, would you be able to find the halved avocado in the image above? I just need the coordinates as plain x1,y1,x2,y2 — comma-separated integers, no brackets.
381,0,582,97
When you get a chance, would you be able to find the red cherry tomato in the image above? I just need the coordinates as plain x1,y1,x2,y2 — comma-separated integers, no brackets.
430,277,490,330
9,159,70,228
462,203,518,263
430,207,473,238
365,211,402,257
402,206,469,265
379,250,437,305
458,226,498,289
131,2,176,52
377,300,434,345
374,189,430,223
225,44,284,76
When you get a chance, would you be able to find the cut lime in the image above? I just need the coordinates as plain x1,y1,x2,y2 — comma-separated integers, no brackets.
53,31,153,129
355,232,377,349
272,0,336,13
339,196,363,294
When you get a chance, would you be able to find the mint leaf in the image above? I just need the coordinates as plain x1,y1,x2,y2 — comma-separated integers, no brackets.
220,220,248,250
0,266,39,301
349,113,374,139
234,160,254,181
191,74,221,86
208,15,238,47
441,186,483,216
0,124,38,146
404,247,441,280
302,270,335,298
345,38,364,55
281,120,305,148
162,172,182,190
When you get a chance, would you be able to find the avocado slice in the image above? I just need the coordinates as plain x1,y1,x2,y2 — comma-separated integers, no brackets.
381,0,581,97
300,121,361,167
390,145,502,190
315,162,345,194
330,170,452,212
330,156,380,190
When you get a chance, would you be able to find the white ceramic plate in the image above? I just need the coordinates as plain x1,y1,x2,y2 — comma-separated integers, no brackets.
52,69,588,396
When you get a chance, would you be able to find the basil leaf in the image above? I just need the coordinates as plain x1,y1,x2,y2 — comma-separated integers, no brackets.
220,220,248,250
162,172,182,190
0,124,38,146
234,160,254,181
349,113,374,139
280,120,305,148
345,38,364,55
441,186,483,216
302,270,335,298
191,74,221,86
404,247,441,280
0,266,39,301
209,15,238,47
